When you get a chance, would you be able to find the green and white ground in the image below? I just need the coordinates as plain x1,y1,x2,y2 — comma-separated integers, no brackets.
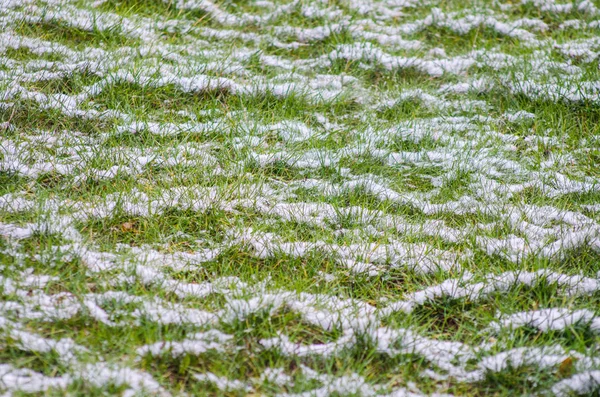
1,0,600,395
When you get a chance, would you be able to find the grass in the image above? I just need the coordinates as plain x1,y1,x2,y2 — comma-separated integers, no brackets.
13,20,139,49
1,0,600,395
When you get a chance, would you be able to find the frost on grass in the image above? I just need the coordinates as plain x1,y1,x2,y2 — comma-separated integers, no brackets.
1,0,600,395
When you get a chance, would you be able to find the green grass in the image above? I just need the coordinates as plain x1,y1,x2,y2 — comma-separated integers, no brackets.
13,20,139,49
1,0,600,395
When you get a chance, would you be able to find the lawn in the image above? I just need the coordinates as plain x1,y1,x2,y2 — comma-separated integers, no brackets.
1,0,600,395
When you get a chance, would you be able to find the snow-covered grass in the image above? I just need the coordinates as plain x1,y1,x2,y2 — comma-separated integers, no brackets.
1,0,600,395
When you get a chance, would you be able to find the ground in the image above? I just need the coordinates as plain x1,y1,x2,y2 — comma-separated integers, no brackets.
1,0,600,395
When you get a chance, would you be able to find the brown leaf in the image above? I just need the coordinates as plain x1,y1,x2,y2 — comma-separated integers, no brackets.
558,357,574,377
121,222,135,232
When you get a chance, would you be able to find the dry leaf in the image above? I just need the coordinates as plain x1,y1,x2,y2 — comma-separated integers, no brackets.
121,222,135,232
558,357,574,377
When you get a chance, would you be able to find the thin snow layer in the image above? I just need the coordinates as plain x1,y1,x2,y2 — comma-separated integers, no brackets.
0,315,170,395
1,0,600,395
552,371,600,396
490,308,600,333
0,364,71,394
